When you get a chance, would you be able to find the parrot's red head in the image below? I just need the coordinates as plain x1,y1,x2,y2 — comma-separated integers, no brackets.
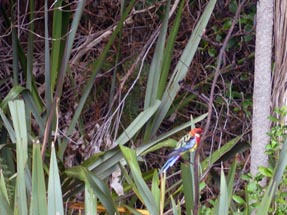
189,128,203,144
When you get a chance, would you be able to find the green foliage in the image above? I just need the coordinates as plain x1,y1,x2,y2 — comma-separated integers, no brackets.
65,166,118,214
120,145,159,214
227,109,287,215
0,100,65,214
267,107,287,159
264,108,287,214
0,157,14,204
30,144,47,215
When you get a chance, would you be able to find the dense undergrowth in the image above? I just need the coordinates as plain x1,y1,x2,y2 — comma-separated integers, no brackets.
1,0,286,214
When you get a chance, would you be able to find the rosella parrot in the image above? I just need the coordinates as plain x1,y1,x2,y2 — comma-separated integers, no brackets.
159,128,203,175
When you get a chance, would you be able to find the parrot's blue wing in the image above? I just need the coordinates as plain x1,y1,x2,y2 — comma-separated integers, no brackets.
158,155,180,175
159,137,197,174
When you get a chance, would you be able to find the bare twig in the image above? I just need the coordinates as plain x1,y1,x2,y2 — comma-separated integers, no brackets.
193,0,248,214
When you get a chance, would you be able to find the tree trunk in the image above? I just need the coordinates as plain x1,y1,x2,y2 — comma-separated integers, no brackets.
251,0,273,184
